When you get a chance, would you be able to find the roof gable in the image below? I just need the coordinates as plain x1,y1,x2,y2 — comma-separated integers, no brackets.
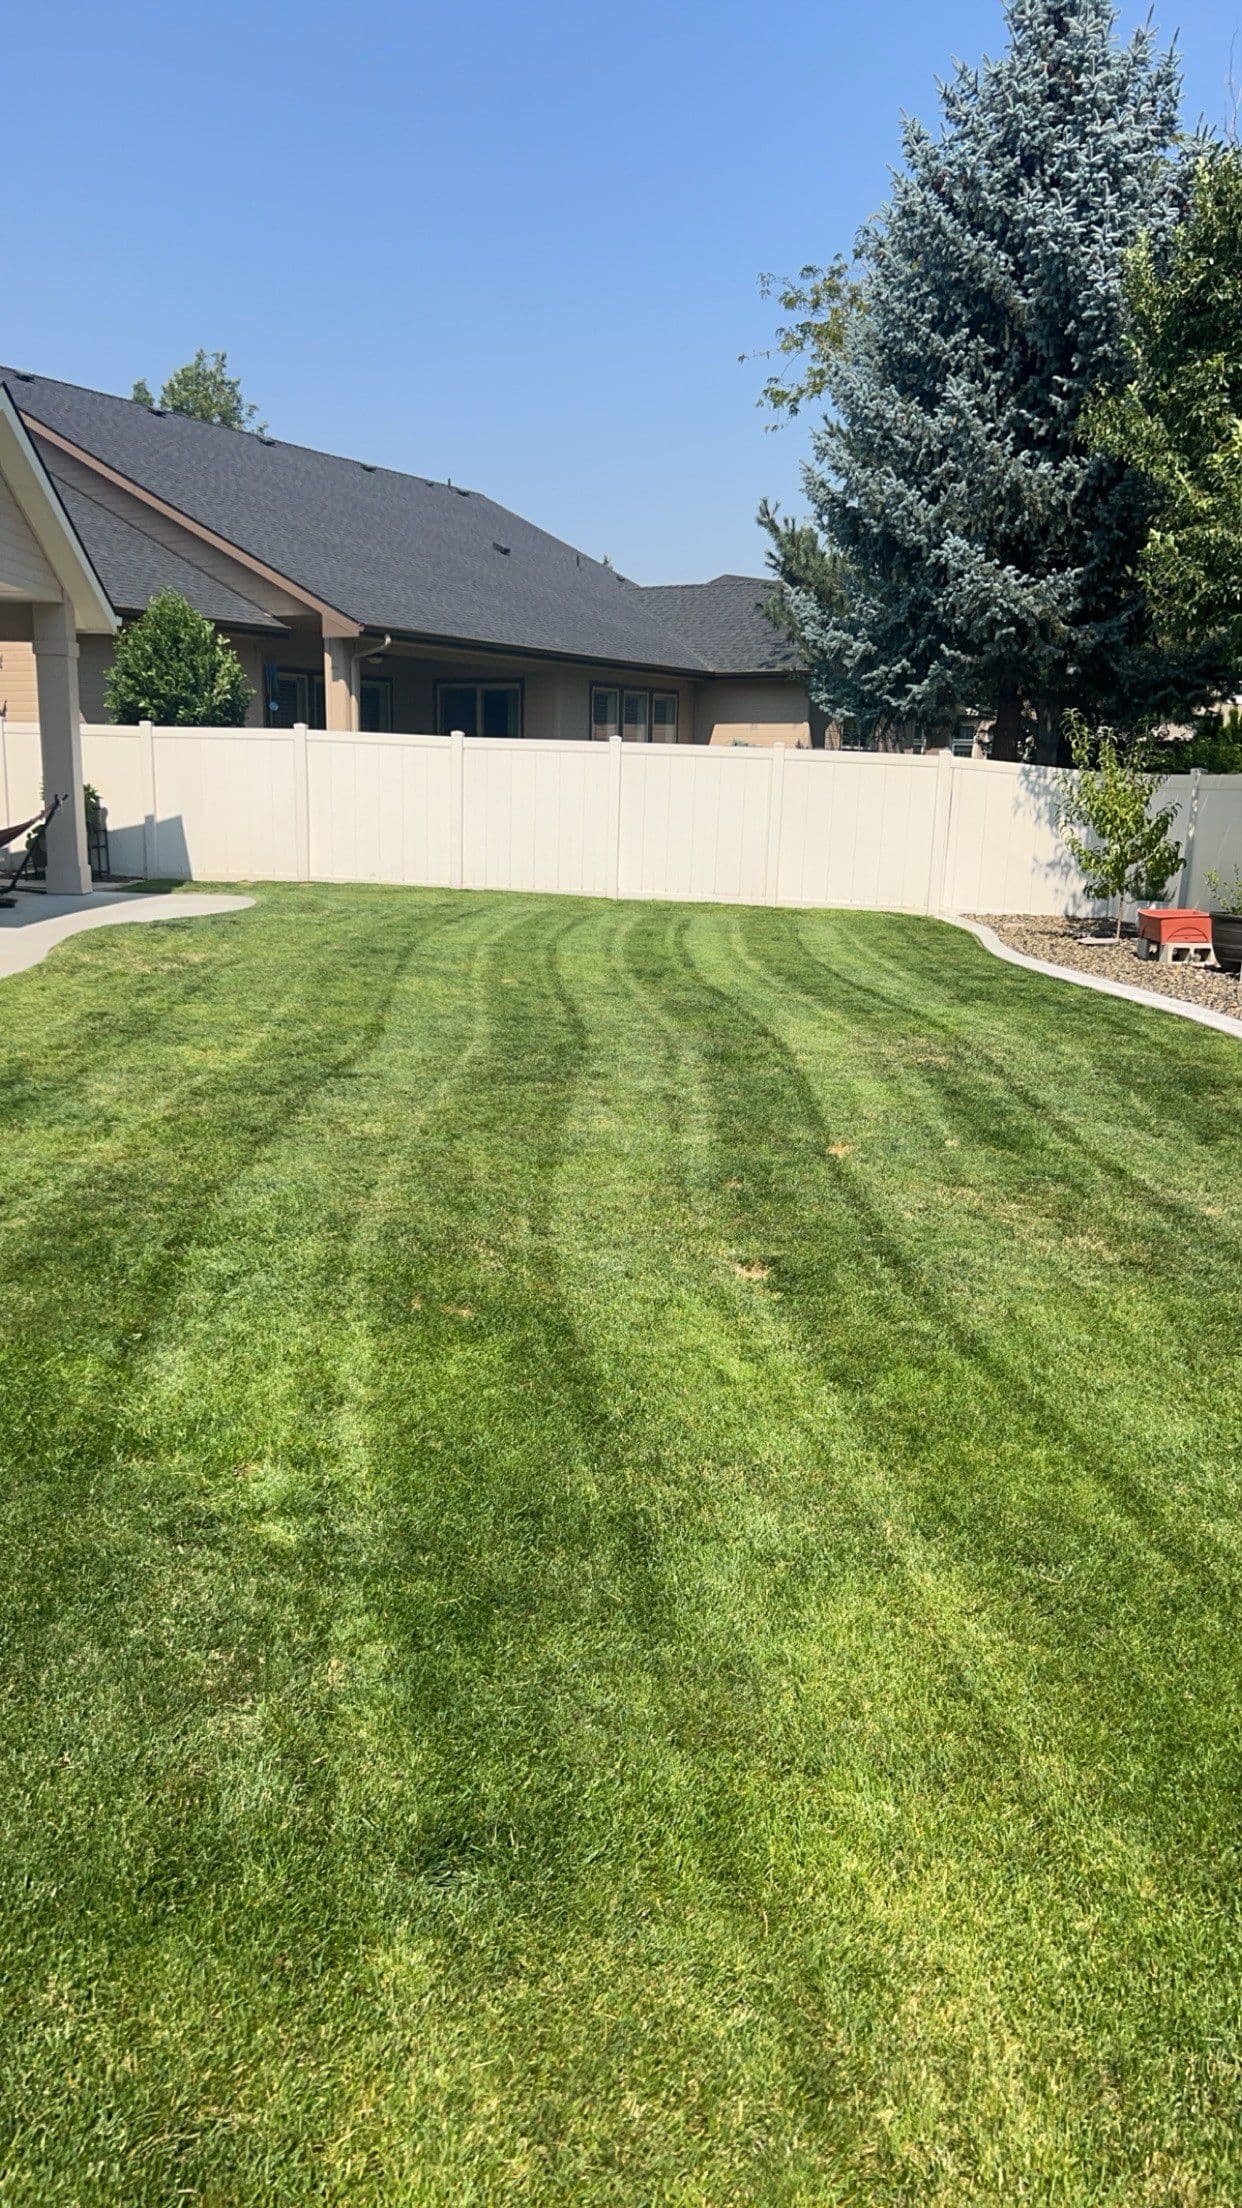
0,382,115,632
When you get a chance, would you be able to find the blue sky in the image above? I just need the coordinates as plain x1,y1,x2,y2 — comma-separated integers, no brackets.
6,0,1238,582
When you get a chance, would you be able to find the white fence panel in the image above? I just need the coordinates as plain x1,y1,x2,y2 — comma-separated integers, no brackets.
462,738,612,896
6,719,1240,917
1184,772,1242,902
0,722,43,825
308,731,454,886
618,744,772,904
777,749,942,910
152,728,299,880
943,761,1086,915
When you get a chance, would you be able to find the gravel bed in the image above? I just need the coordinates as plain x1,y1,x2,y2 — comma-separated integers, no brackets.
975,915,1242,1018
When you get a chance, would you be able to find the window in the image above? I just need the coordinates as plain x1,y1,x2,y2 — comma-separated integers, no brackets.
435,682,522,738
360,675,393,732
266,666,325,728
592,687,620,741
266,666,393,730
590,685,678,743
652,693,678,742
623,690,650,743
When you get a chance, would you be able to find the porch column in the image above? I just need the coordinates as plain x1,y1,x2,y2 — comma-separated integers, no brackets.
323,638,360,731
32,598,90,896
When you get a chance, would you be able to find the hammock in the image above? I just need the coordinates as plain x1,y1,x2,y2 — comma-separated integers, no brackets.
0,795,63,905
0,807,50,850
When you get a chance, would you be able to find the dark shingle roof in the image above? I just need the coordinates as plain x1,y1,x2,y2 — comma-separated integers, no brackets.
638,576,800,675
54,477,285,632
4,369,797,676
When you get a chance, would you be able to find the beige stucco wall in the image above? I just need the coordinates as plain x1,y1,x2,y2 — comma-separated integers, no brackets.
77,635,113,720
3,617,152,726
6,621,809,757
364,652,699,743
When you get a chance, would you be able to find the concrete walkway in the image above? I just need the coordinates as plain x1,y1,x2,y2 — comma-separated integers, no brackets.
0,888,255,981
940,913,1242,1041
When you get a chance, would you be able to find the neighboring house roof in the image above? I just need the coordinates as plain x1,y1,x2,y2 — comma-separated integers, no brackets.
2,368,798,677
0,382,115,634
638,575,799,676
54,477,285,633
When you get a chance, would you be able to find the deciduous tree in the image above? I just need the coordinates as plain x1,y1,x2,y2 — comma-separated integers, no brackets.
1088,146,1242,676
131,350,267,434
1056,713,1182,934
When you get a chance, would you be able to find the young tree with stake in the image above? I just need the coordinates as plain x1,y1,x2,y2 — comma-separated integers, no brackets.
1056,715,1183,937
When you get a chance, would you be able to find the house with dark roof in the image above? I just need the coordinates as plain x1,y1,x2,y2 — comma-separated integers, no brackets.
0,371,824,750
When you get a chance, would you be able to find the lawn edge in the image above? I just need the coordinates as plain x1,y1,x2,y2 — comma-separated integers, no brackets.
0,893,255,982
937,911,1242,1039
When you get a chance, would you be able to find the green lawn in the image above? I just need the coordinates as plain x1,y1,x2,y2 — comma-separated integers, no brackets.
1,886,1238,2206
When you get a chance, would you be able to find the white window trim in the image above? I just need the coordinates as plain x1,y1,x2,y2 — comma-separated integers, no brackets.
590,684,679,743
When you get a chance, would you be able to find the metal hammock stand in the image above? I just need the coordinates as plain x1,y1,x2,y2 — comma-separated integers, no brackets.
0,795,64,907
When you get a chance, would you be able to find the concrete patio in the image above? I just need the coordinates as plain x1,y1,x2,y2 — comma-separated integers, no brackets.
0,888,254,981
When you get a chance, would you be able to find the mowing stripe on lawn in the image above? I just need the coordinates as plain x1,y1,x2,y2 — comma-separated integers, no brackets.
0,887,1236,2206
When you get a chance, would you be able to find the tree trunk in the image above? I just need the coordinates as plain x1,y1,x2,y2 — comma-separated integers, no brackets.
1032,701,1063,766
990,685,1025,762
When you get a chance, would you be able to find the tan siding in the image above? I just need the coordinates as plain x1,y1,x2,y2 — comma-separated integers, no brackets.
0,474,60,599
0,620,39,721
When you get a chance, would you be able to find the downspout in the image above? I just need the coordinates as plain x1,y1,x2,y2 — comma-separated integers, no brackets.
347,633,391,731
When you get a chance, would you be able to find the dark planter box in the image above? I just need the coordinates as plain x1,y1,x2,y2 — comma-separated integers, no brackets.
1211,912,1242,970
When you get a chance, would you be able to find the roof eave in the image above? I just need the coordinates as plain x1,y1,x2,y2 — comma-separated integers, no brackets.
373,623,711,678
0,384,116,632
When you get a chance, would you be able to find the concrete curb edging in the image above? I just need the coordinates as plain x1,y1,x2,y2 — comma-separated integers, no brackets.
0,892,255,982
938,913,1242,1041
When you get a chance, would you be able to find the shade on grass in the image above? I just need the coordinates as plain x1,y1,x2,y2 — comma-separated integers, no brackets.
0,887,1237,2205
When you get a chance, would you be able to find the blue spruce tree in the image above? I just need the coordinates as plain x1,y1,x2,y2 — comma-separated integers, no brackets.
772,0,1221,758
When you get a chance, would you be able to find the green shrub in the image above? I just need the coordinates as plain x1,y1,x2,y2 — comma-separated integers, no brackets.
105,593,252,726
1205,864,1242,914
1172,707,1242,774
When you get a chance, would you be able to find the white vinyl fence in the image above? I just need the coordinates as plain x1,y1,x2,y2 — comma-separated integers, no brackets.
2,719,1239,916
